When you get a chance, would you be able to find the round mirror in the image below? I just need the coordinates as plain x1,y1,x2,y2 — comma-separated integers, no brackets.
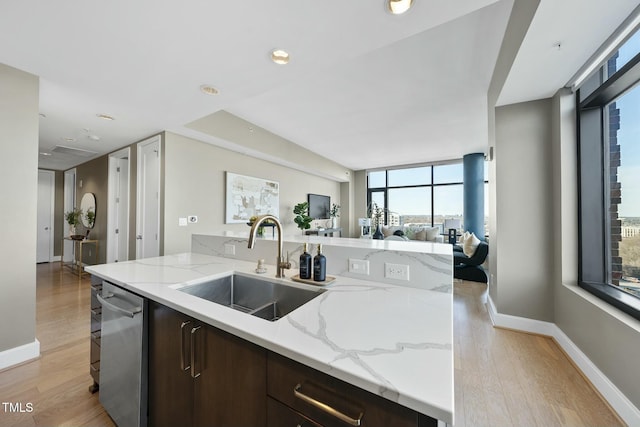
80,193,96,229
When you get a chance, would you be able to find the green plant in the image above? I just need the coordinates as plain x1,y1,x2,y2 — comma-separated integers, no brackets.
330,203,340,218
369,202,383,227
85,208,95,228
65,208,82,226
293,202,313,230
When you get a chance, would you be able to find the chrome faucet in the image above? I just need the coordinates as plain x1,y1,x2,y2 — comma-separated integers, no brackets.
247,215,291,278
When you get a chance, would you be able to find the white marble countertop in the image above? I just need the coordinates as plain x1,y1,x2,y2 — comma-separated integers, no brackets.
204,230,452,255
86,252,453,424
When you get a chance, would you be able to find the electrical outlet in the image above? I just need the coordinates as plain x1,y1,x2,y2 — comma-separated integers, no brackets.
224,244,235,255
178,217,188,226
349,258,370,275
188,215,198,224
385,263,410,281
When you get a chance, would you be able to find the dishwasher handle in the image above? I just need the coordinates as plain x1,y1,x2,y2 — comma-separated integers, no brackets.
97,293,142,318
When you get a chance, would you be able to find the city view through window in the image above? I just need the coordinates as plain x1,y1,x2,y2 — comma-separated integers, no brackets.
367,163,489,235
608,34,640,295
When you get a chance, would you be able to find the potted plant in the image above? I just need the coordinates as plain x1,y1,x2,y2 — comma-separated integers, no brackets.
329,203,340,228
293,202,313,233
248,215,271,237
65,207,82,237
369,203,384,239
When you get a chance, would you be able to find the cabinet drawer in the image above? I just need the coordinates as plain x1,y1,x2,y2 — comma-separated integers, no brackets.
267,352,435,427
267,397,322,427
90,361,100,383
90,307,101,333
90,337,100,364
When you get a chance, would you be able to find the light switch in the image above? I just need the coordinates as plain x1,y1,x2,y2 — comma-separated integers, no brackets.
349,258,369,275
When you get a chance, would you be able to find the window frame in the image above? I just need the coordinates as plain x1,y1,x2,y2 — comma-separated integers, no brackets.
366,161,481,228
577,50,640,321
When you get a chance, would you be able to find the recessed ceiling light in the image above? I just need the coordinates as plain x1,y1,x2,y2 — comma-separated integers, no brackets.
387,0,413,14
39,152,52,156
88,134,101,141
62,137,76,142
96,113,115,121
271,49,290,65
200,84,220,96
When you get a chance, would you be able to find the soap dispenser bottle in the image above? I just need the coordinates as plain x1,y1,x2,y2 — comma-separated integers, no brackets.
313,244,326,282
299,243,312,280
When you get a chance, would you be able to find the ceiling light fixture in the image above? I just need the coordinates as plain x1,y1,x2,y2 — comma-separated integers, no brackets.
96,113,115,121
39,152,52,156
271,49,290,65
200,85,219,95
88,134,101,141
62,137,76,142
387,0,413,14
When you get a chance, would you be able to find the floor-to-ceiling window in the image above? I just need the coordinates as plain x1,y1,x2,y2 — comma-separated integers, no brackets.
366,161,485,231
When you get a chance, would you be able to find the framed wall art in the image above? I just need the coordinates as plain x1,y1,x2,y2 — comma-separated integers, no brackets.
225,172,279,223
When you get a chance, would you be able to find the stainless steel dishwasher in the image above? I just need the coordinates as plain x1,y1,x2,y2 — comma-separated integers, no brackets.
97,281,147,427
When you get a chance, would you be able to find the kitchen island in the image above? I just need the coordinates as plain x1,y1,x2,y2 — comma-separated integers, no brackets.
87,236,453,425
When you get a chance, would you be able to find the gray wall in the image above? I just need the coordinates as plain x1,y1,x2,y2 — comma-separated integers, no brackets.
0,64,38,353
163,132,346,254
551,90,640,408
493,99,555,321
76,156,109,264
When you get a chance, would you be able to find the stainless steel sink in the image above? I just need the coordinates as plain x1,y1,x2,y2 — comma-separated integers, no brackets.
176,274,325,321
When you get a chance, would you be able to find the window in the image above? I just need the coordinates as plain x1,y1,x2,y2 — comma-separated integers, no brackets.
577,33,640,320
366,162,485,230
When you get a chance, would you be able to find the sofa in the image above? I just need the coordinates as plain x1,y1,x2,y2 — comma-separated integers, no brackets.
381,225,444,243
453,241,488,283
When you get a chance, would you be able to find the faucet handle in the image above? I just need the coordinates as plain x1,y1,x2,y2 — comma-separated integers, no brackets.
281,251,292,270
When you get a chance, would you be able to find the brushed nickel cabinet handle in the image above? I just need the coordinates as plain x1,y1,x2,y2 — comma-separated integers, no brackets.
180,321,191,371
293,383,363,426
190,326,202,378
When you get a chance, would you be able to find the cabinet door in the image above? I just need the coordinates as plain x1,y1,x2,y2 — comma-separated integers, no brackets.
194,323,267,427
148,301,195,427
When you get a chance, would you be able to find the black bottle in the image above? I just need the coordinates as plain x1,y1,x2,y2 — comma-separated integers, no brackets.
313,244,326,282
299,243,312,280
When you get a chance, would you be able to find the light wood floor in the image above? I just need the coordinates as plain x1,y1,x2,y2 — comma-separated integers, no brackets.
453,280,624,427
0,264,624,427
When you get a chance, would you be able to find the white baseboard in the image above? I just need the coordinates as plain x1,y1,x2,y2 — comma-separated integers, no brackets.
0,339,40,371
487,296,640,426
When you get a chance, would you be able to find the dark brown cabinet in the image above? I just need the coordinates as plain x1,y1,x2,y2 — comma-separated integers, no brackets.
89,275,102,393
148,301,266,427
267,352,436,427
148,300,436,427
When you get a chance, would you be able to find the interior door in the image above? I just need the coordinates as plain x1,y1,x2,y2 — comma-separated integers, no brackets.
136,136,161,259
37,170,54,263
108,149,130,263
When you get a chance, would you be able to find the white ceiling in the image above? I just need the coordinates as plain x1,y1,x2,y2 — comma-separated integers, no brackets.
0,0,638,173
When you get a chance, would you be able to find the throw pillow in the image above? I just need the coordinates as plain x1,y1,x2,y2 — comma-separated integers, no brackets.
425,226,440,242
463,232,481,257
413,229,427,241
382,226,401,238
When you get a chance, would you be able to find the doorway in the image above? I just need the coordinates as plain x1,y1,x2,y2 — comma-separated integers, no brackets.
136,135,161,259
37,170,54,263
107,148,130,263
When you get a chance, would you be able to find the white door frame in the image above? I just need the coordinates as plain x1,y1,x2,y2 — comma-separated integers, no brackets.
63,169,76,262
136,135,162,259
37,169,55,263
107,147,131,263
